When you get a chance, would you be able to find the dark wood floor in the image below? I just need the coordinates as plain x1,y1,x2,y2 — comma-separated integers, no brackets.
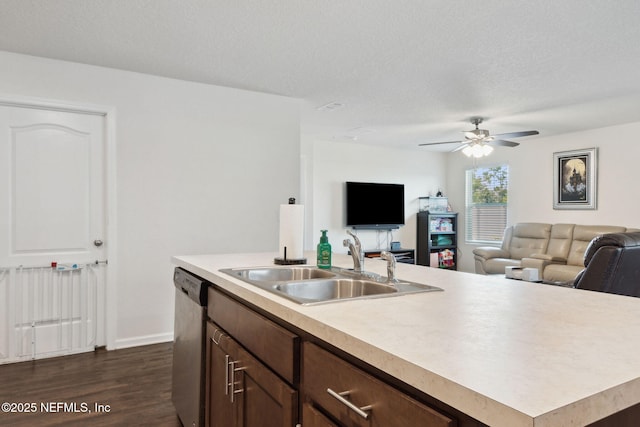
0,342,182,426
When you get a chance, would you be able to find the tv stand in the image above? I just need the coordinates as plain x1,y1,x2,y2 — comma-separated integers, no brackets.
363,248,415,264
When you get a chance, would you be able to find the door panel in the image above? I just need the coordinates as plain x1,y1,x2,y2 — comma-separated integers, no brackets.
0,106,105,267
206,322,235,427
206,321,298,427
232,335,297,427
13,124,91,253
0,104,107,362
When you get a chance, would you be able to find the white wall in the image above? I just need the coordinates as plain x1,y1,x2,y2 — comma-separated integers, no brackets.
4,50,637,346
447,121,640,272
305,139,447,257
0,52,300,348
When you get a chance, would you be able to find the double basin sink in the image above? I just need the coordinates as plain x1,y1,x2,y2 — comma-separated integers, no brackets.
219,266,442,305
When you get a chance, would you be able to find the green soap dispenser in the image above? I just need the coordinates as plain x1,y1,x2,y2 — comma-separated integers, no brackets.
317,230,332,269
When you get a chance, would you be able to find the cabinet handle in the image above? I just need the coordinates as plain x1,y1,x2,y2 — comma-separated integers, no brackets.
326,388,372,420
229,360,245,403
212,328,225,345
225,355,230,396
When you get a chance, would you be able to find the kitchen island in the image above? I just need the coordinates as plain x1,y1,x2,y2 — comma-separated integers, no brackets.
173,251,640,427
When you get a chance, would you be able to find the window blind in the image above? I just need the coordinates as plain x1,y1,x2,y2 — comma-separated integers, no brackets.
465,166,508,243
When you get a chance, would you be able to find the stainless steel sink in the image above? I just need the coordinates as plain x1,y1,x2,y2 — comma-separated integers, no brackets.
273,278,398,301
220,266,442,305
228,266,336,282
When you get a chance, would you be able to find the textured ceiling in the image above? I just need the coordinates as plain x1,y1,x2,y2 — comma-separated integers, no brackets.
1,0,640,151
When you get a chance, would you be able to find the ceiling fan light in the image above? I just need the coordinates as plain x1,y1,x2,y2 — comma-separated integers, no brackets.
482,144,494,156
462,143,493,158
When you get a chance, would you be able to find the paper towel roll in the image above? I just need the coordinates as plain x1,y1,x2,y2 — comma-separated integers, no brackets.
279,204,305,260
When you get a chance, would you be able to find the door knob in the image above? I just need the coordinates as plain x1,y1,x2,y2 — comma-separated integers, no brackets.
94,239,104,247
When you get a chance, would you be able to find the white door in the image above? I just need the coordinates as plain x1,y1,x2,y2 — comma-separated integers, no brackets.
0,104,107,362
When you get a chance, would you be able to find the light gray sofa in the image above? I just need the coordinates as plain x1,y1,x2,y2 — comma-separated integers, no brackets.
473,223,639,284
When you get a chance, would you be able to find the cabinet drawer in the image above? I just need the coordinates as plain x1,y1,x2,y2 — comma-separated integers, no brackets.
303,342,455,427
208,287,299,384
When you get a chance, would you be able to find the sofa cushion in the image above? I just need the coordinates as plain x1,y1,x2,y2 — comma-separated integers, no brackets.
507,223,551,260
543,263,585,284
544,224,575,261
566,225,628,266
473,247,511,260
483,258,522,274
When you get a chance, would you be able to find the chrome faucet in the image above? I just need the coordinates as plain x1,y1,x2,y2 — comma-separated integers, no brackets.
380,251,397,283
343,230,364,273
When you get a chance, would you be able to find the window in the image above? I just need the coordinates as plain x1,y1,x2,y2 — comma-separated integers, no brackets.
465,165,508,243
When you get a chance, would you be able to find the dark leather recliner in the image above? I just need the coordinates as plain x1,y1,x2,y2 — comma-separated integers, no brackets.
573,232,640,297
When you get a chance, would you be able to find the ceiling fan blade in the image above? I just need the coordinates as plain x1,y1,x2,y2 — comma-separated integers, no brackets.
492,130,539,139
418,140,463,146
451,143,470,152
489,139,519,147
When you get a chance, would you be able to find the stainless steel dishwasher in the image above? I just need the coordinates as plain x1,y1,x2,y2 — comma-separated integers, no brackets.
172,267,209,427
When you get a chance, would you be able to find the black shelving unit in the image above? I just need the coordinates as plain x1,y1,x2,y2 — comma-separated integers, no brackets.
417,211,458,270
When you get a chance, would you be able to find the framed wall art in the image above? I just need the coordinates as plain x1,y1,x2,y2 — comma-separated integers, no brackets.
553,148,598,210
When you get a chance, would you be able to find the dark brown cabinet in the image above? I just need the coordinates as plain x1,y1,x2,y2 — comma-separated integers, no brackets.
204,286,463,427
302,342,455,427
205,321,297,427
206,324,234,427
205,287,299,427
207,287,298,384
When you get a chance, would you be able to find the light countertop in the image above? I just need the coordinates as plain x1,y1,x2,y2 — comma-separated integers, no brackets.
173,252,640,427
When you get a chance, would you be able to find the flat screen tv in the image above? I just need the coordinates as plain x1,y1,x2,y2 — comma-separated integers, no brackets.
346,181,405,229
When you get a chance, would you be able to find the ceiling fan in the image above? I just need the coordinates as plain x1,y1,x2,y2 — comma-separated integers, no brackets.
419,117,539,157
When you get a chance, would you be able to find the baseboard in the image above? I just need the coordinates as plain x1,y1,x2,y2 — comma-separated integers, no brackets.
113,332,174,350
